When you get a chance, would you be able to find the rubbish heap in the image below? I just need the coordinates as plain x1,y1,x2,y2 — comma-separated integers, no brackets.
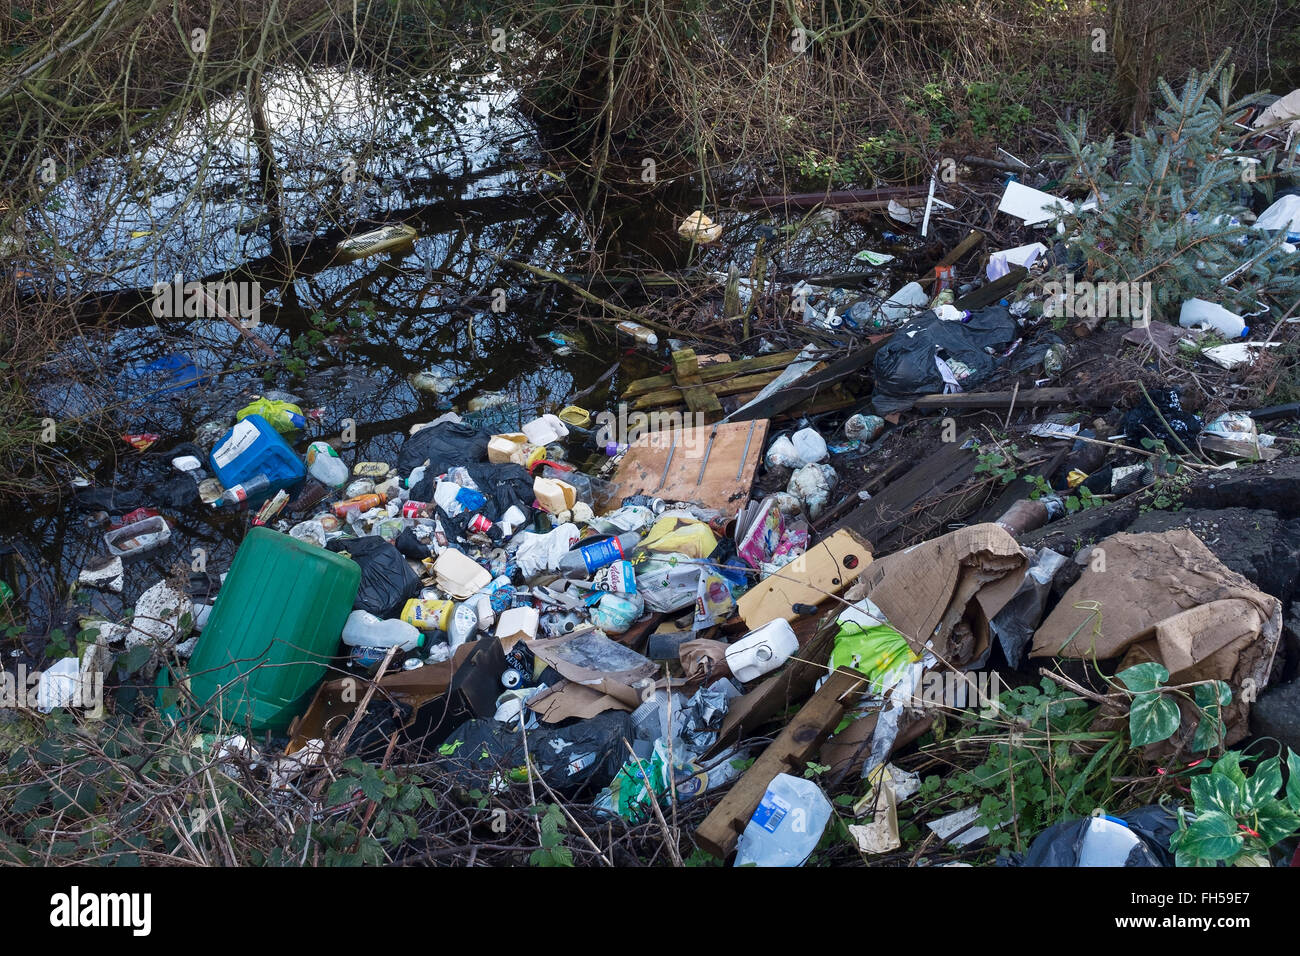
32,73,1300,868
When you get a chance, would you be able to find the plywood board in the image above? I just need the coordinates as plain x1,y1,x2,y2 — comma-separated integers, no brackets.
607,420,769,517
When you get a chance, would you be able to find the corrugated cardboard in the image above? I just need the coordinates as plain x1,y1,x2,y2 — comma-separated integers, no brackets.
1030,529,1281,749
525,629,658,722
842,523,1026,666
736,528,871,628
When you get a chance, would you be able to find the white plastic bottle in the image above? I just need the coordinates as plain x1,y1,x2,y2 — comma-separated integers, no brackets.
341,610,424,652
448,602,480,651
305,441,349,488
1179,298,1248,338
725,619,800,682
734,773,833,867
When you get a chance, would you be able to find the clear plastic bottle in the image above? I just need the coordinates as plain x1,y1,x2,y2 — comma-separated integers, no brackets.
216,473,270,506
341,609,424,651
556,532,641,577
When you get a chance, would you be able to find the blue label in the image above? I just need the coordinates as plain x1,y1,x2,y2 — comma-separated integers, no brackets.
750,789,790,833
580,537,623,574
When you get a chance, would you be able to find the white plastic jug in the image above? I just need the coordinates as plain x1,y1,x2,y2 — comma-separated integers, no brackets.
1179,298,1248,338
734,773,832,867
726,619,799,682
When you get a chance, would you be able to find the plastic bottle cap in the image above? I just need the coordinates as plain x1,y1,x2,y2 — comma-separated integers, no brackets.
1241,326,1250,337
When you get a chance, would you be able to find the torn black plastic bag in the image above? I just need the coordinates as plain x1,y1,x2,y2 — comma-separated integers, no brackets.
327,535,421,618
408,462,534,522
436,711,635,797
871,306,1019,414
1018,805,1177,866
396,420,491,475
1120,387,1201,446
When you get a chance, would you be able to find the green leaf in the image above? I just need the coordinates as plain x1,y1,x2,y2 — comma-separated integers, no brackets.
1129,690,1181,747
1287,749,1300,814
1242,756,1282,809
1190,772,1240,816
1212,751,1248,789
357,773,387,803
1117,662,1169,694
118,645,153,675
1192,681,1231,752
1250,800,1300,847
1179,810,1243,863
326,778,360,807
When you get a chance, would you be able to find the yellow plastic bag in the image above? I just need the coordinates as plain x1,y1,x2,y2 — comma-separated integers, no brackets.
640,516,717,559
236,397,306,434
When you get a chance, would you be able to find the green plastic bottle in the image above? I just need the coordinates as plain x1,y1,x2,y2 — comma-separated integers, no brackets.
171,526,360,732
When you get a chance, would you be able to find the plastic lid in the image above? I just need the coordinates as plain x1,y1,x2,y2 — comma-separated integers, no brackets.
1241,326,1250,337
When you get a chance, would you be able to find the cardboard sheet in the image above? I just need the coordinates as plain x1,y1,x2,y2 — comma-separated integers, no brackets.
842,523,1026,666
1030,529,1282,749
736,528,872,628
608,420,769,517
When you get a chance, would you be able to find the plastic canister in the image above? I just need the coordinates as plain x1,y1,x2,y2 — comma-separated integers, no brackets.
209,414,306,495
725,619,799,682
1178,298,1248,338
400,598,455,632
174,527,359,732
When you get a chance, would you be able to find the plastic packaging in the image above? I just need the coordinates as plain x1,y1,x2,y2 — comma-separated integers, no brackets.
843,413,885,442
305,441,348,488
1179,298,1249,338
734,773,833,867
236,397,307,434
342,610,424,651
790,427,828,464
400,598,455,632
556,532,641,577
104,515,172,557
725,619,799,682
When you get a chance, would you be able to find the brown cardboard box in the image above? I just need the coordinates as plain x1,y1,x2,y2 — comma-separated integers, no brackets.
736,528,871,629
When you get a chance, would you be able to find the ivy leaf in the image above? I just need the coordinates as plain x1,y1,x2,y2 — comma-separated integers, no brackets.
1287,749,1300,814
1211,751,1248,789
1190,771,1240,816
1128,689,1181,747
1177,810,1243,863
1117,662,1169,694
1191,681,1231,752
1241,756,1282,810
1250,800,1300,848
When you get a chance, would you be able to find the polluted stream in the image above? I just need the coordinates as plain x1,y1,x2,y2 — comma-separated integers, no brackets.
3,65,875,661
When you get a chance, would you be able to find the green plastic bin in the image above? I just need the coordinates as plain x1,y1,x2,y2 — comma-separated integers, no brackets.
180,526,360,732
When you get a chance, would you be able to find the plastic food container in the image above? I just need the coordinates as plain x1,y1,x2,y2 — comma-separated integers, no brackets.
104,516,172,557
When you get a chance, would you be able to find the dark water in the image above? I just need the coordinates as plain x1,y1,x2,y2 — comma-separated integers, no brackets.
1,65,874,647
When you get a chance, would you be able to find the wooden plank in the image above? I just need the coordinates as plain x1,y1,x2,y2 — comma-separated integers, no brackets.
695,666,866,858
623,350,803,399
671,350,724,422
606,420,770,517
918,229,985,289
632,369,784,410
744,186,928,210
727,336,891,423
911,388,1076,410
952,266,1027,311
833,431,977,548
705,616,839,757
